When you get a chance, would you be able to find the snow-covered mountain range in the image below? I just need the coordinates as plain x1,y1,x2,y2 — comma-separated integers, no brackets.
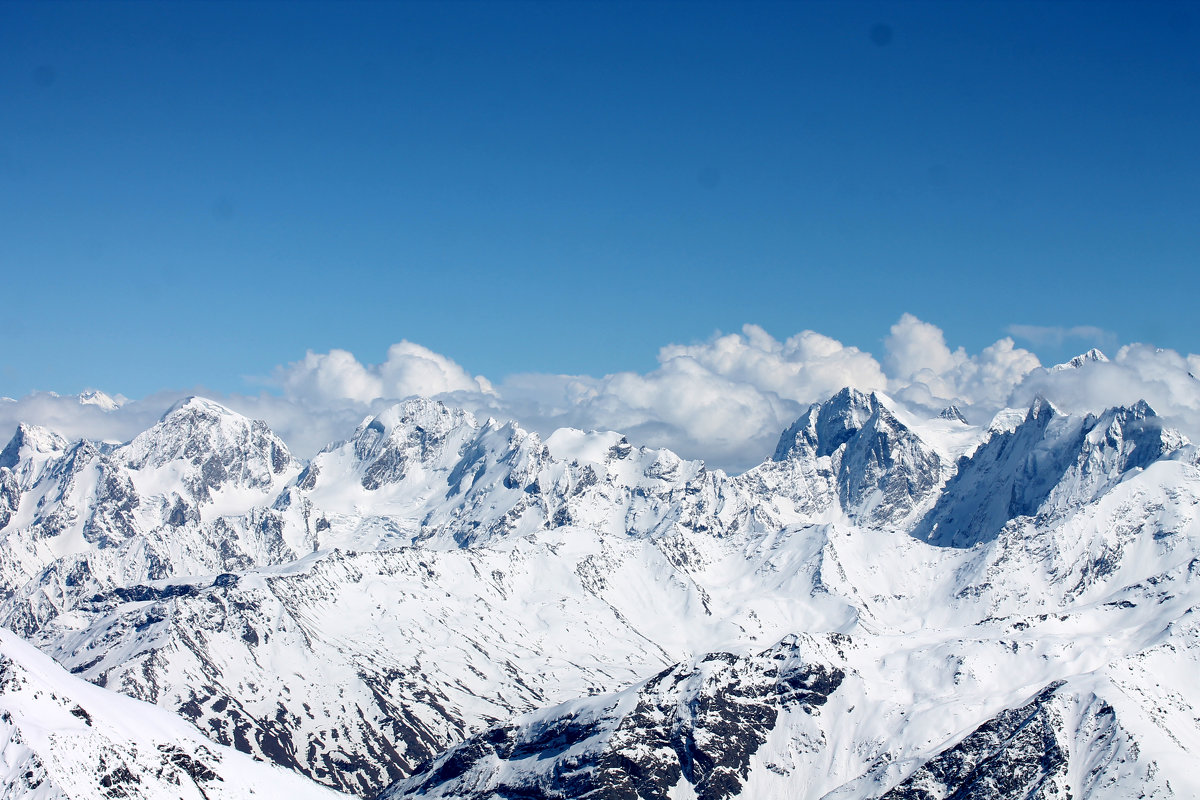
1,376,1198,798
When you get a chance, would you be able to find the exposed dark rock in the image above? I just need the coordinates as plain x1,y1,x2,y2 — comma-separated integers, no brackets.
882,682,1070,799
916,398,1179,547
773,389,942,526
387,638,845,800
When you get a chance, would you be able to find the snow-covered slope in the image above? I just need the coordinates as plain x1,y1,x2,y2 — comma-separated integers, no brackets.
386,513,1200,799
0,627,350,799
385,609,1200,800
0,385,1197,799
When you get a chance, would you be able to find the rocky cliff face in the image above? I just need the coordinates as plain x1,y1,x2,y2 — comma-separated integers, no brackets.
766,388,944,527
384,637,845,800
915,398,1185,548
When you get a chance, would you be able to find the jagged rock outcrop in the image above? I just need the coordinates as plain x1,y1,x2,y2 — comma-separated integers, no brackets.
761,388,944,527
384,637,845,800
915,398,1184,547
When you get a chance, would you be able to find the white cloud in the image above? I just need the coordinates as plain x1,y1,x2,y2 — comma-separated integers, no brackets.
497,324,891,469
274,341,493,407
3,318,1196,473
884,314,1042,417
963,338,1044,407
660,325,888,402
885,313,965,390
1012,344,1200,439
0,390,191,449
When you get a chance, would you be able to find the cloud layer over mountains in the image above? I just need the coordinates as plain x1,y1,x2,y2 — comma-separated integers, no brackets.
4,315,1198,471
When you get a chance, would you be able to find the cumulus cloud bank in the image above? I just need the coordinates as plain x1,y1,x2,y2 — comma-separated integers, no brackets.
3,316,1197,472
884,314,1042,415
275,341,494,407
499,326,892,467
1013,344,1200,427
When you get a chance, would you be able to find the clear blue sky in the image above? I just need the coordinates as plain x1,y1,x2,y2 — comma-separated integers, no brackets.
2,0,1197,398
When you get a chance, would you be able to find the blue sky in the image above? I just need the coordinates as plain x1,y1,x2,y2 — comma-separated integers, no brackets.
2,0,1197,400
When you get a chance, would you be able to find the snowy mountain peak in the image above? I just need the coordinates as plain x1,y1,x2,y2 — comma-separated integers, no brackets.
343,399,482,492
0,424,74,499
1079,399,1185,466
1122,397,1155,419
0,423,70,473
78,389,123,411
141,395,276,451
938,405,968,424
136,396,282,452
772,387,881,461
1052,348,1110,371
163,394,222,415
123,396,294,498
763,389,943,526
1025,394,1060,422
353,398,478,449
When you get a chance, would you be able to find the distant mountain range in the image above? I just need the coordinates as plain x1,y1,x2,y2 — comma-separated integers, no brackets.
1,367,1197,798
